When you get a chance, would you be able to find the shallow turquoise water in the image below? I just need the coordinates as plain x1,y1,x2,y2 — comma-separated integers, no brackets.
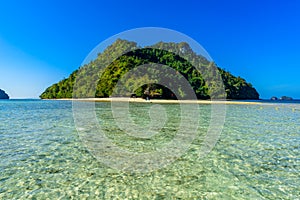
0,100,299,199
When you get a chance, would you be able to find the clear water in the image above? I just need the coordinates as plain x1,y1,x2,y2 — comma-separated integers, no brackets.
0,100,299,199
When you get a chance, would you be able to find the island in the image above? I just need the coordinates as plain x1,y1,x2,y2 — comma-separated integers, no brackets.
0,89,9,99
40,39,259,100
270,96,278,100
280,96,293,100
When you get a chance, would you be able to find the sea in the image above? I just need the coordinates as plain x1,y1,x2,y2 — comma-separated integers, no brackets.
0,99,299,199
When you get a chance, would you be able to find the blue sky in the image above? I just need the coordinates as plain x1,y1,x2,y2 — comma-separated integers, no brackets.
0,0,299,99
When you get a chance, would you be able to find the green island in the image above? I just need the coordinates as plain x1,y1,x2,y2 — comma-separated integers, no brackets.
0,89,9,99
40,39,259,100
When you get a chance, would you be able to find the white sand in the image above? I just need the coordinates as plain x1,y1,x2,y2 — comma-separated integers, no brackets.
50,97,262,105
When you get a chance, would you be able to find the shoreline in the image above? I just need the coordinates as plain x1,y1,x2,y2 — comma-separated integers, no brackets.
46,97,262,105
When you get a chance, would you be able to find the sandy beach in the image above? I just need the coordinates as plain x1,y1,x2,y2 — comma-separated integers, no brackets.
51,97,262,105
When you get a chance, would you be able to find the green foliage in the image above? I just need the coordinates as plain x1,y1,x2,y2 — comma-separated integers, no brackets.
40,71,77,99
40,39,259,100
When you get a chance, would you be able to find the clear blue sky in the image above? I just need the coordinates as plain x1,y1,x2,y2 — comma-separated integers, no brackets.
0,0,299,99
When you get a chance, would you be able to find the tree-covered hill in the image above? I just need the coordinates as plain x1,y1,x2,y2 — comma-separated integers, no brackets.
40,39,259,100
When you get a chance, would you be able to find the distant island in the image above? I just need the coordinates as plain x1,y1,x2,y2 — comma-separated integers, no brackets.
0,89,9,99
271,96,293,101
40,39,259,100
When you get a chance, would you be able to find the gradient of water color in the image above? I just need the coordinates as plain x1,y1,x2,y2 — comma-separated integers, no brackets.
0,100,299,199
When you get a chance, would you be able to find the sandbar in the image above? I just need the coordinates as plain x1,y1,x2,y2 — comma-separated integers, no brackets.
49,98,262,105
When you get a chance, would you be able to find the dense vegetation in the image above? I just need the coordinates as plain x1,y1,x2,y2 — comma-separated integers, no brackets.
0,89,9,99
40,39,259,100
